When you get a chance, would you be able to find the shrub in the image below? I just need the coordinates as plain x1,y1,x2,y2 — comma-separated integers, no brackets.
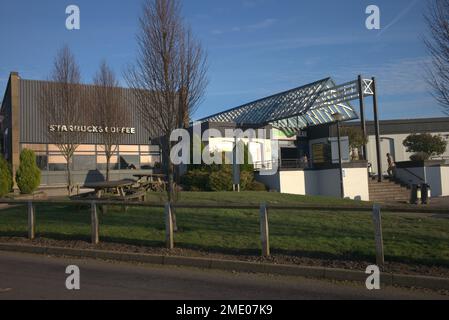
240,170,254,191
181,169,210,191
0,155,12,197
209,165,233,191
403,134,447,160
410,152,430,162
15,149,41,194
341,127,368,150
182,143,257,192
248,181,267,191
240,143,255,173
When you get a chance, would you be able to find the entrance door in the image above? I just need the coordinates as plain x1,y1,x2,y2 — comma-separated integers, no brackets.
380,137,395,175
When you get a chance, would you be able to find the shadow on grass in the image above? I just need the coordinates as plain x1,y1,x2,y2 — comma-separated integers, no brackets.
1,230,448,268
0,231,28,238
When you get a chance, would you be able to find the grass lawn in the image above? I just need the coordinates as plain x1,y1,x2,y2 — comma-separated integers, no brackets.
0,192,448,267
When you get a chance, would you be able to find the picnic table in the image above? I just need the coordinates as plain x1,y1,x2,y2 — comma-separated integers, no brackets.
133,174,167,192
82,179,141,200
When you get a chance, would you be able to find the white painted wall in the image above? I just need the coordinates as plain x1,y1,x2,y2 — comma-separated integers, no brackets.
278,171,307,195
395,165,449,197
208,137,273,165
342,167,370,201
441,166,449,196
257,167,370,201
367,132,449,175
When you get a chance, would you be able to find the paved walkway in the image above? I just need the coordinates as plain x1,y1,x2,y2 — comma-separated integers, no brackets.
0,251,447,300
427,196,449,208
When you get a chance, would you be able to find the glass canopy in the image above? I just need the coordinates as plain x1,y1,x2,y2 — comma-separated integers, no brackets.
200,77,372,132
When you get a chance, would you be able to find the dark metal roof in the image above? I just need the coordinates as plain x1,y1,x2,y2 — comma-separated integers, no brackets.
346,117,449,135
200,77,360,130
18,79,150,145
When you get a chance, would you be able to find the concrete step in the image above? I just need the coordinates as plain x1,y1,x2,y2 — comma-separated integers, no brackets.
369,190,410,195
369,185,409,190
369,194,409,198
368,178,411,203
369,181,410,188
370,195,410,201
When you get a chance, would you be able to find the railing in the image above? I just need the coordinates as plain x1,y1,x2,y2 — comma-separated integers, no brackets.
253,159,310,170
0,199,447,265
396,167,425,186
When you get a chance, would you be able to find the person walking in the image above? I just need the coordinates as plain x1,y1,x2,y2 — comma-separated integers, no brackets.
387,153,396,177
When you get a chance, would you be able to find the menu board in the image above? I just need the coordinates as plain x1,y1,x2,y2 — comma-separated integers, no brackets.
312,143,326,164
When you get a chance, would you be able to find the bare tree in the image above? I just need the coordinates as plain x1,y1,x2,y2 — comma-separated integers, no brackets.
92,61,129,181
40,45,87,195
126,0,208,203
425,0,449,115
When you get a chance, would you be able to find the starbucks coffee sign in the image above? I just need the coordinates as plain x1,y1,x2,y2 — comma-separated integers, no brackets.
49,125,136,135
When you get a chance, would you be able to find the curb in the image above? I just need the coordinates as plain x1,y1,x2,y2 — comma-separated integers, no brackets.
1,242,449,291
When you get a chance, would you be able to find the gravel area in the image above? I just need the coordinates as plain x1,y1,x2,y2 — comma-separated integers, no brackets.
1,236,449,279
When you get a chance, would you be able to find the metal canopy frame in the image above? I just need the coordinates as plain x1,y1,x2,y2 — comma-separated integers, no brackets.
200,75,384,182
200,77,375,131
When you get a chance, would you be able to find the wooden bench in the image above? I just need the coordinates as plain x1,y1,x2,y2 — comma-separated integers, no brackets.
119,190,146,202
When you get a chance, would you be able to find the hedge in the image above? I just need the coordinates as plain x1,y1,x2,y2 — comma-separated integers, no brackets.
0,155,12,197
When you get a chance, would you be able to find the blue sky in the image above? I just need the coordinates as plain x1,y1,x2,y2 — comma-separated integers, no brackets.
0,0,445,121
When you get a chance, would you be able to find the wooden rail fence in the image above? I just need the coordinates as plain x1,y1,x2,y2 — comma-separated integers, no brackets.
1,199,446,266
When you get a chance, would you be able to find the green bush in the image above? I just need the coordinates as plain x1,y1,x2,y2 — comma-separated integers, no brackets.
181,169,210,191
209,165,233,191
15,149,41,194
403,134,447,160
240,170,254,191
182,143,257,192
410,152,430,162
240,143,255,173
248,181,267,191
0,155,12,197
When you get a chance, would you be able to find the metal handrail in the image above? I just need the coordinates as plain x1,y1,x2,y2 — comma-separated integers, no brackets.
253,159,310,170
398,167,425,184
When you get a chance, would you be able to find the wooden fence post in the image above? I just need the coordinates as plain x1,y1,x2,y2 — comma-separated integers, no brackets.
260,203,270,257
372,205,384,266
91,202,99,245
27,201,35,240
165,202,174,249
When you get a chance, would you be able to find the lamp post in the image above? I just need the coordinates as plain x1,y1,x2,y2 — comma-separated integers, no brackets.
332,113,345,199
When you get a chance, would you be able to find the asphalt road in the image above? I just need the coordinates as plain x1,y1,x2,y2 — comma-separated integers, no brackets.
0,251,447,300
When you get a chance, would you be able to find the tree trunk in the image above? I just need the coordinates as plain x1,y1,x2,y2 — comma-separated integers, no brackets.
163,137,178,232
106,155,111,182
66,159,72,196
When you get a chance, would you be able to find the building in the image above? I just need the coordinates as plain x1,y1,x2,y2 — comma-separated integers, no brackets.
2,71,448,200
0,72,160,186
198,77,449,200
348,118,449,172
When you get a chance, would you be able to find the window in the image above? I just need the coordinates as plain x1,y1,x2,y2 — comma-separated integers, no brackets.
73,155,97,171
74,145,96,155
48,154,68,171
21,144,47,152
120,155,139,170
35,153,48,170
17,143,162,172
97,155,119,170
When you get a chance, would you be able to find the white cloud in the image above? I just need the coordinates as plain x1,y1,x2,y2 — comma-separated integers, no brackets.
378,0,420,37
